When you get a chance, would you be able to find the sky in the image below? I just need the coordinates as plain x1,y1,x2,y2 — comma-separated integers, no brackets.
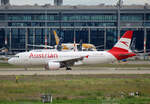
10,0,150,6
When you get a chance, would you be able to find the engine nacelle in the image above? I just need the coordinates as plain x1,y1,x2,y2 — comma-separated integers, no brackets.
45,62,60,70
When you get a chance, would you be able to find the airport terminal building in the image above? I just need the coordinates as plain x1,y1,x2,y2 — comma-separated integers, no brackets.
0,1,150,52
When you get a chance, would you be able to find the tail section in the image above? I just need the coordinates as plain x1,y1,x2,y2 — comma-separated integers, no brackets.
53,30,60,45
108,31,136,60
113,31,133,52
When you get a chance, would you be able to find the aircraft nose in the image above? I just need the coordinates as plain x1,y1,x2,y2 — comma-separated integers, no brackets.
8,58,14,64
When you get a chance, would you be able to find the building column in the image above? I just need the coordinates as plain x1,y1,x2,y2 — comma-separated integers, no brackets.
25,28,28,51
49,28,51,46
144,4,147,60
45,28,48,49
33,28,35,50
117,7,120,40
74,27,76,42
144,28,147,59
117,0,122,40
88,28,91,43
9,28,11,52
104,27,107,50
4,28,8,46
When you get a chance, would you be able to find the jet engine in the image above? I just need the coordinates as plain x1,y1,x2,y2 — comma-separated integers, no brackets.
45,62,61,70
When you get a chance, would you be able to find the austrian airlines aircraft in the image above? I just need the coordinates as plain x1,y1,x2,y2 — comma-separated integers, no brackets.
8,31,136,70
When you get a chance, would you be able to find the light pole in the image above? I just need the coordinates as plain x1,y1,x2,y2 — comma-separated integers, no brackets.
45,7,48,49
144,4,148,60
117,0,123,40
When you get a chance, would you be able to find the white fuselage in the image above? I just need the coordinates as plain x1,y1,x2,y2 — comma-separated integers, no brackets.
8,51,116,66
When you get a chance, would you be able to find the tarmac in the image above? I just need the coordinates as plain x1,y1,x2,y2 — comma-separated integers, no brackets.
0,60,150,75
0,67,150,75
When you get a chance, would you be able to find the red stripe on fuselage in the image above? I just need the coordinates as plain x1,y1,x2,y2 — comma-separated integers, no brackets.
108,47,136,60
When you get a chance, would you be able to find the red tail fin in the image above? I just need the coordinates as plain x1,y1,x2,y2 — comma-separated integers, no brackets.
108,31,136,60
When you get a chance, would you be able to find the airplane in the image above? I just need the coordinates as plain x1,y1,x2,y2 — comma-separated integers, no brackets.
0,47,10,61
53,30,97,51
0,47,8,53
8,31,136,70
28,30,97,51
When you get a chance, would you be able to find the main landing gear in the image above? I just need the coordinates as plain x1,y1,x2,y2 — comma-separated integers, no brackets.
66,67,72,70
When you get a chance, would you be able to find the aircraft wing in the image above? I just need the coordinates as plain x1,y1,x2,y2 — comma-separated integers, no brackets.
132,49,150,56
136,52,150,56
27,44,54,48
0,52,5,54
54,55,88,67
95,45,104,48
0,55,11,61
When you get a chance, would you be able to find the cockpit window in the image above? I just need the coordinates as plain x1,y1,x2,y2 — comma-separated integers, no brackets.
12,56,19,58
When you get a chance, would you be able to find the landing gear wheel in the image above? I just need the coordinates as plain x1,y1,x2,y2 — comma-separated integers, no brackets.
44,65,49,70
66,67,72,70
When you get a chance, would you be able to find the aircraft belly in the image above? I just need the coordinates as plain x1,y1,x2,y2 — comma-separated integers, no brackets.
82,52,116,65
83,57,107,64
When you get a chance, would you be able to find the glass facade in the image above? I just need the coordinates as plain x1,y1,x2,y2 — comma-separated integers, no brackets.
11,28,26,49
147,14,150,20
90,29,104,48
62,14,116,21
0,7,150,52
121,14,143,21
0,14,117,21
8,14,33,20
146,29,150,51
106,28,117,49
0,29,5,48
